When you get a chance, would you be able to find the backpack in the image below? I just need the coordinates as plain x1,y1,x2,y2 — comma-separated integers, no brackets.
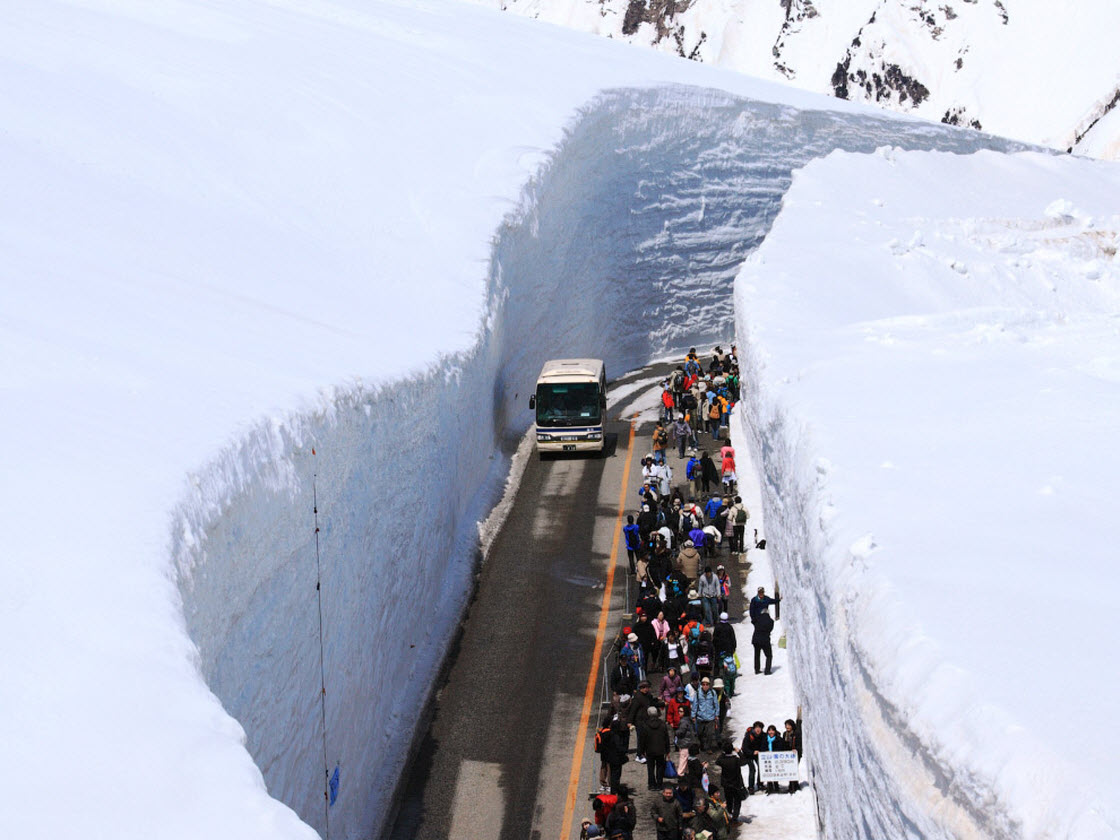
735,507,748,525
671,370,684,391
594,726,611,754
709,403,721,420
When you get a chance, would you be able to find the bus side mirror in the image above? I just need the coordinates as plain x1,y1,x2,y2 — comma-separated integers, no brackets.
528,395,536,410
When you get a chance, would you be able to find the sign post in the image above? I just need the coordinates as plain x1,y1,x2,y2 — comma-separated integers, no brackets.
758,750,799,783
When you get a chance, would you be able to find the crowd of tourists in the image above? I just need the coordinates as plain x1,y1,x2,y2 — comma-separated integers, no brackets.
581,347,804,840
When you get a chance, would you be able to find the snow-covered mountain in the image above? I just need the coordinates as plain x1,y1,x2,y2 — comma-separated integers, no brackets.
471,0,1120,159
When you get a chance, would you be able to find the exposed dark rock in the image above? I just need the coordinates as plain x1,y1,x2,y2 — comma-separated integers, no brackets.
994,0,1009,24
622,0,646,35
621,0,701,42
942,106,982,130
832,56,852,99
1068,85,1120,151
834,55,930,107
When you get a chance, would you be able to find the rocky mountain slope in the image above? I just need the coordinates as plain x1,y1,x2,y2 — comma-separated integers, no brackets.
472,0,1120,159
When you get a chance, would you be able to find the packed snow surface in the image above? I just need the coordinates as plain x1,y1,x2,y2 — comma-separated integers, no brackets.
737,147,1120,839
2,1,1117,840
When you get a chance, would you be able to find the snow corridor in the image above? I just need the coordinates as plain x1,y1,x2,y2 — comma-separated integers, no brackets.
173,86,1022,840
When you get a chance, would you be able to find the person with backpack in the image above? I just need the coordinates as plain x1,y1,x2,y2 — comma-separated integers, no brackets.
693,676,720,752
594,714,614,792
651,421,668,465
712,610,736,670
603,718,631,794
703,788,733,840
707,397,722,441
697,566,721,627
729,496,749,555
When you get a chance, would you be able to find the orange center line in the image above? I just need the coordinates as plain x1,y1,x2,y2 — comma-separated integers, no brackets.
558,415,639,840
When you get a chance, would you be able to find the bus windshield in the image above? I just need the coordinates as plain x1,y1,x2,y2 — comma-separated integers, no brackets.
535,382,602,427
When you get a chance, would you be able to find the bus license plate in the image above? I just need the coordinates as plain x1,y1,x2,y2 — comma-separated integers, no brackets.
563,444,576,451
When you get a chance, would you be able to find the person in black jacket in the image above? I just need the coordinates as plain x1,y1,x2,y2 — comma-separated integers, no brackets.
740,721,765,793
603,718,630,794
699,451,720,494
629,681,656,763
752,610,775,675
715,738,748,819
784,718,802,793
605,785,637,839
610,660,636,707
644,707,671,790
712,612,736,668
634,613,658,675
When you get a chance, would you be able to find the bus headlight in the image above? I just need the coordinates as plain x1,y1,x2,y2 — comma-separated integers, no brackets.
537,433,552,441
588,432,602,440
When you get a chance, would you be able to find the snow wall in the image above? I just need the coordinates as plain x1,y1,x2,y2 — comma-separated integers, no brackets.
173,86,1022,840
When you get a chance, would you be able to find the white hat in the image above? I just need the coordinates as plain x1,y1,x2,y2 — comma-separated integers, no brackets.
713,678,724,688
719,612,729,621
627,633,638,642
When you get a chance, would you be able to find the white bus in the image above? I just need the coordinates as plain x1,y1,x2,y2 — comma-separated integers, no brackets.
528,358,607,456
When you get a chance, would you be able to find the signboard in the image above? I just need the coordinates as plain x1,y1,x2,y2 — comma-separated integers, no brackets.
758,750,799,783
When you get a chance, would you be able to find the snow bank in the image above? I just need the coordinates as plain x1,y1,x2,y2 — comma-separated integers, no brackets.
736,147,1120,838
172,87,1017,839
0,2,1045,839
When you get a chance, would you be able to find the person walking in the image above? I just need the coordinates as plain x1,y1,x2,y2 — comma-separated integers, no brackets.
693,676,720,752
644,707,671,790
712,611,736,676
715,565,732,615
729,496,748,555
699,451,719,494
715,738,748,820
677,540,701,581
697,566,721,626
671,415,691,459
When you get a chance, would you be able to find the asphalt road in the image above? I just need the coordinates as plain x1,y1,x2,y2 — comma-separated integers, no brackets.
384,361,745,840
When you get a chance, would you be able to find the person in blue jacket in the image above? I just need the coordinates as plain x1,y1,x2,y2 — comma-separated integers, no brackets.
623,515,642,576
749,586,780,623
